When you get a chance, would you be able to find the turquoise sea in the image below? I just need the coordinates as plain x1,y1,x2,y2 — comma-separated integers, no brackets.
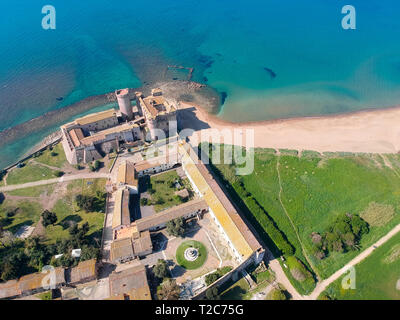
1,0,400,168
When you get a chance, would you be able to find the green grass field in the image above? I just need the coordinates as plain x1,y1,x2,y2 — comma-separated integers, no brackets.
0,179,106,245
176,240,207,270
322,231,400,300
34,143,67,169
210,145,400,283
0,199,43,233
149,170,190,212
6,162,59,185
44,179,106,245
7,184,55,197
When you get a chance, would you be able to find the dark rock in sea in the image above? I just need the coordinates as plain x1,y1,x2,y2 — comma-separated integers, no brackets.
56,97,63,101
215,53,222,57
263,67,277,79
203,76,208,82
220,91,228,105
198,55,214,69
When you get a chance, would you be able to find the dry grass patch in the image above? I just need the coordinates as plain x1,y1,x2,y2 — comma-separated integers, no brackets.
383,243,400,264
360,202,395,227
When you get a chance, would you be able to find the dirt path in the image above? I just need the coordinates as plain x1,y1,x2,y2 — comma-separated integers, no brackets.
0,172,111,192
306,223,400,299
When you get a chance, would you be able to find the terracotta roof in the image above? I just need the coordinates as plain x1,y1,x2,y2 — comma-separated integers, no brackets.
178,142,260,259
69,259,97,284
135,198,207,232
69,128,84,147
140,92,176,119
117,161,138,187
75,109,117,126
132,230,153,255
18,268,65,293
115,225,139,240
0,280,20,299
112,188,131,230
80,122,138,146
109,263,151,300
110,237,134,262
134,153,179,173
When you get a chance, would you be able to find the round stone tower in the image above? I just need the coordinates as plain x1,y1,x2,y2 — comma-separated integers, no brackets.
115,88,133,120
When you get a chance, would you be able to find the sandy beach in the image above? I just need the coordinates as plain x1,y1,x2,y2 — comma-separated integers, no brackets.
178,102,400,154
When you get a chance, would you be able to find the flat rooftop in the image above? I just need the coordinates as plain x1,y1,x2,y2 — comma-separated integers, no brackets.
75,108,117,126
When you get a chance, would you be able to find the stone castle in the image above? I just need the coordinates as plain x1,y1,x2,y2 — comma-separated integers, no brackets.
61,88,177,164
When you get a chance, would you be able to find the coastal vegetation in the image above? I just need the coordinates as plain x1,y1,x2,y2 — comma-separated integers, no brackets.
0,178,106,281
6,162,60,185
34,143,67,169
205,144,400,294
321,231,400,300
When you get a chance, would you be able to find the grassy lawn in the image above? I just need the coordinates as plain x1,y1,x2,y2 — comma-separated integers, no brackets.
6,184,55,197
34,143,67,168
0,199,43,233
0,178,106,245
220,277,251,300
322,231,400,300
44,179,106,245
6,162,59,185
176,240,207,270
209,145,400,285
148,170,191,212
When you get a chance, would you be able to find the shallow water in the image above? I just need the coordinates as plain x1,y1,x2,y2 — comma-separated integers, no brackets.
1,0,400,168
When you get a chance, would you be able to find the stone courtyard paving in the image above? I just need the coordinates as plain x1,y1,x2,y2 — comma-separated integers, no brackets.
163,213,238,285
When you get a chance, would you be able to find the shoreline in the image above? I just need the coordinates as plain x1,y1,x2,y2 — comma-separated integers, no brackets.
3,84,400,171
178,101,400,154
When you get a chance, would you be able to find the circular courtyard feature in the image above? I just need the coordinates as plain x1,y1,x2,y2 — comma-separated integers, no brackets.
176,240,207,270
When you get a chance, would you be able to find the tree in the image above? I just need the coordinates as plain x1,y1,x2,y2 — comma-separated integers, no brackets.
205,287,220,300
42,210,58,227
270,289,287,300
140,198,149,206
157,279,180,300
75,195,95,212
80,245,99,261
54,171,64,177
153,259,169,279
205,273,219,286
59,253,75,268
166,217,185,237
69,223,79,236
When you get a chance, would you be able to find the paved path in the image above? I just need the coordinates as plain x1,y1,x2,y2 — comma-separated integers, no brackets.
0,172,111,192
101,193,115,262
306,223,400,300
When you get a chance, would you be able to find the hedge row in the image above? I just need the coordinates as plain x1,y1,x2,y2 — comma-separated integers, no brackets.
233,181,294,256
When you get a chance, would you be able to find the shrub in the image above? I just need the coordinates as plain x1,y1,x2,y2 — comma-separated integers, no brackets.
41,210,57,227
205,287,220,300
205,266,233,286
54,171,64,177
267,288,287,300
